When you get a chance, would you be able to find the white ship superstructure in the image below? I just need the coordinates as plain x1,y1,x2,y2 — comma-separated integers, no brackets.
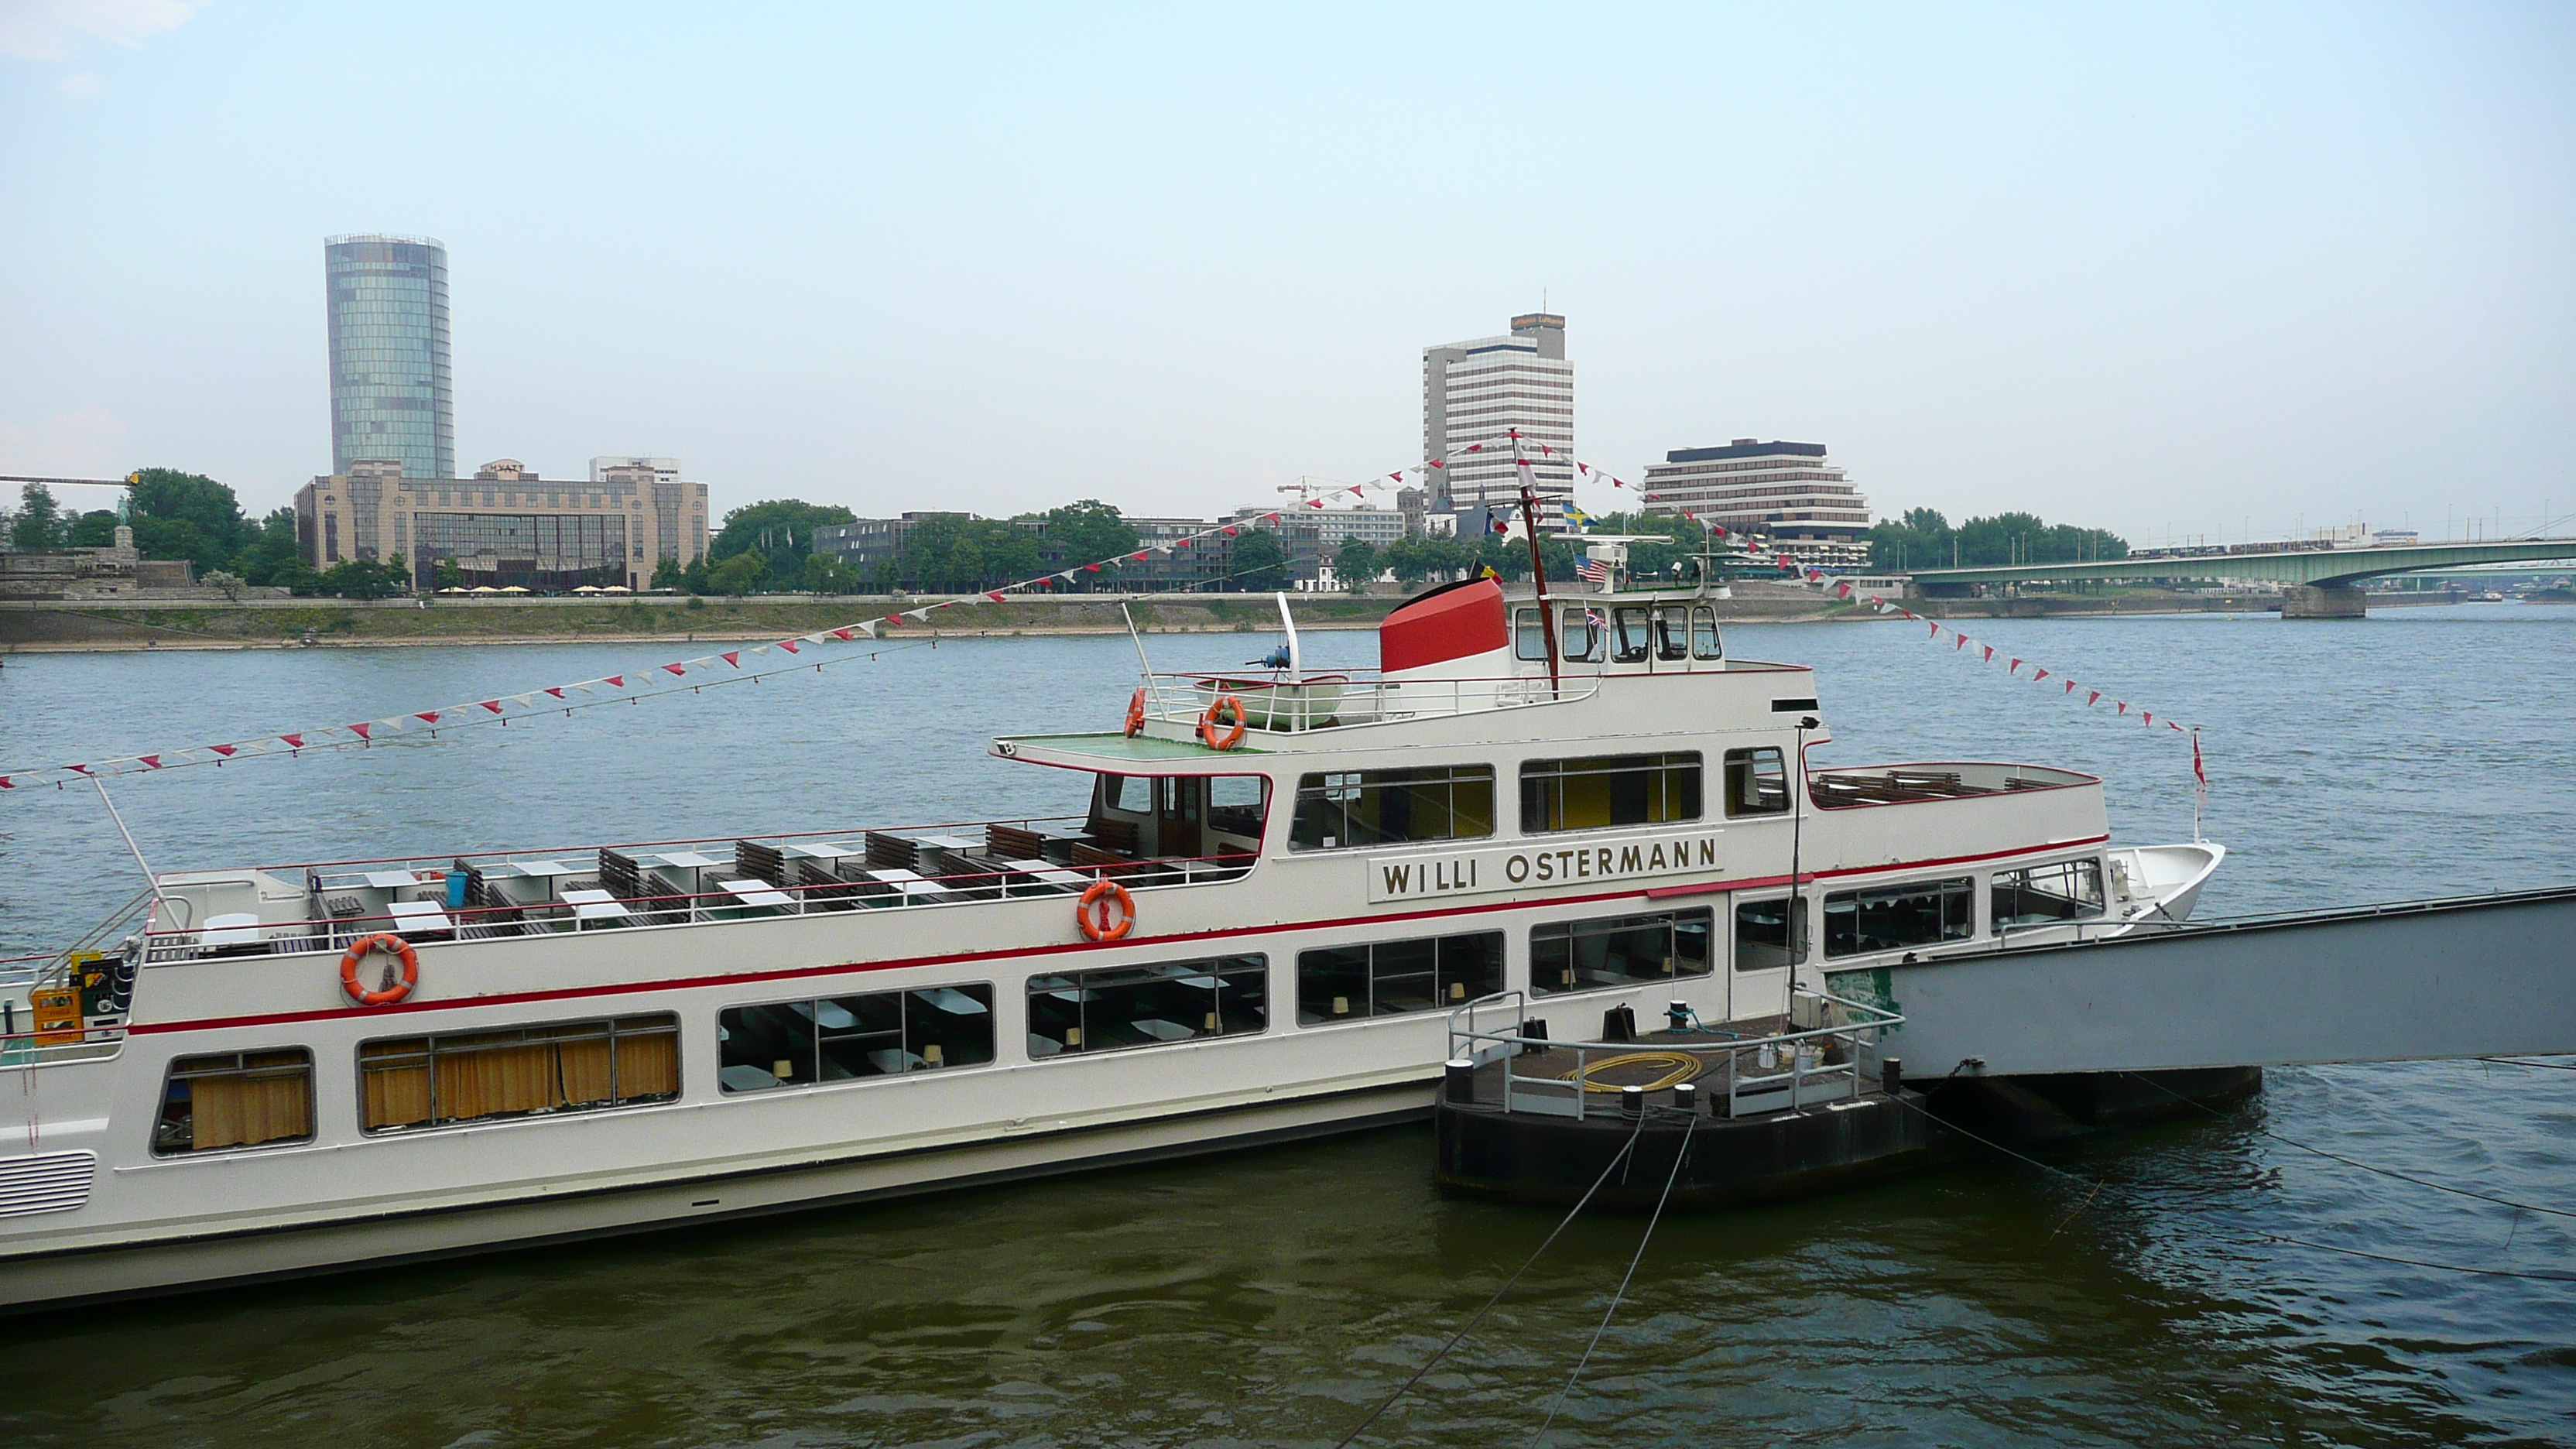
0,580,2218,1307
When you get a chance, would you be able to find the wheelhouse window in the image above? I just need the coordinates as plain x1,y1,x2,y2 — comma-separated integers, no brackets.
1993,859,2106,933
1724,747,1790,816
1514,608,1550,661
1690,606,1722,659
717,984,995,1092
1823,878,1975,959
1289,766,1494,851
1560,605,1605,662
360,1015,679,1132
1531,908,1714,995
154,1048,313,1156
1027,956,1267,1057
1519,752,1703,833
1297,931,1504,1023
1610,607,1652,663
1652,606,1690,661
1734,896,1807,971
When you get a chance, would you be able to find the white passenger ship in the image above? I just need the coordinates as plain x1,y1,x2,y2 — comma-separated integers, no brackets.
0,579,2220,1307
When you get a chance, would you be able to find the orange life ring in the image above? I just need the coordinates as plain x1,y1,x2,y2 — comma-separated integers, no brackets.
1199,694,1246,750
1077,879,1136,942
340,933,419,1006
1124,687,1146,738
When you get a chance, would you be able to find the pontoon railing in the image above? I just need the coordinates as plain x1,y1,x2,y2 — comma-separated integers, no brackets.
1444,988,1905,1122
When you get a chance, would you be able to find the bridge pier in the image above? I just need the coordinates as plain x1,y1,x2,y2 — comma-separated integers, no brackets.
2282,583,2368,619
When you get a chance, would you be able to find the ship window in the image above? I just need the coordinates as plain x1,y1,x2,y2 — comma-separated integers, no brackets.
1531,908,1714,995
153,1048,313,1156
359,1014,680,1132
1723,748,1790,816
1823,878,1976,958
1992,860,2105,933
1519,752,1703,833
1734,896,1807,971
1098,773,1142,814
1653,607,1690,661
1297,931,1505,1023
1560,606,1604,662
1514,608,1549,660
1690,606,1722,659
1207,774,1269,840
716,984,995,1092
1026,956,1267,1056
1288,766,1495,851
1610,608,1651,663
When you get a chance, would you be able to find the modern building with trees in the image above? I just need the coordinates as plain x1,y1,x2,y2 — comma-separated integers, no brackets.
1636,440,1874,570
293,457,710,591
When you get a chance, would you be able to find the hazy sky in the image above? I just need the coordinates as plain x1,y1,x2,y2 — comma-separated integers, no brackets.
4,2,2570,546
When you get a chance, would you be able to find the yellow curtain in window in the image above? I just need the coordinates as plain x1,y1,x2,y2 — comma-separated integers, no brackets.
557,1034,615,1106
362,1064,433,1130
436,1039,562,1119
191,1070,312,1150
615,1031,679,1101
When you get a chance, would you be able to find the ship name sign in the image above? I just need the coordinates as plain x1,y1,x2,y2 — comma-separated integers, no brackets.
1367,831,1725,903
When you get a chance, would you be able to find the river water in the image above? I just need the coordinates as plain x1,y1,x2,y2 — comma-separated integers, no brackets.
0,603,2570,1447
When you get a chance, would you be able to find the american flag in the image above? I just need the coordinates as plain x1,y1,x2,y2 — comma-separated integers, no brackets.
1576,557,1612,584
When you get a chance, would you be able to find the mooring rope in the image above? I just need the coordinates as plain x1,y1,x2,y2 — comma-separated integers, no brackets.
1890,1094,2576,1283
2117,1071,2576,1220
1329,1118,1646,1449
1528,1108,1699,1447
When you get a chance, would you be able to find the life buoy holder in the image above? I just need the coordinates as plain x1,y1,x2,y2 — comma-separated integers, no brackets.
1199,694,1246,751
1124,687,1147,738
1077,879,1136,942
340,933,419,1006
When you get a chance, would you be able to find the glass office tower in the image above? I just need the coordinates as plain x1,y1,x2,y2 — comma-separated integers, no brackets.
324,235,452,481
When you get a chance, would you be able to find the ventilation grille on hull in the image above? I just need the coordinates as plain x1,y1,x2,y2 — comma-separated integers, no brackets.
0,1151,95,1218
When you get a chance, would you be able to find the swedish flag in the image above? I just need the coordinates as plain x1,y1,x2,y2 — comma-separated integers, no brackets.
1564,503,1595,530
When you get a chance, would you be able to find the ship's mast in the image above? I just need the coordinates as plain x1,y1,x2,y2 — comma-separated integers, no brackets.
1512,430,1562,695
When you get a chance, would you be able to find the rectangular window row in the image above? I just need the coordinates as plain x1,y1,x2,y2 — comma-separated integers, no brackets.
153,863,2105,1153
1290,747,1784,854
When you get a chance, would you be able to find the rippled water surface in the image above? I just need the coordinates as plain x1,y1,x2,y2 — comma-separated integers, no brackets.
1,603,2571,1447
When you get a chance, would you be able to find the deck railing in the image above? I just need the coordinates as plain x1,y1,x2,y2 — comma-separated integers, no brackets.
1444,988,1906,1122
133,845,1259,965
1136,670,1598,735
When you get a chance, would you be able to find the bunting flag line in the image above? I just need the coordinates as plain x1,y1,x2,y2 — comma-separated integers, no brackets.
0,426,1509,794
1812,575,2200,743
0,423,1688,797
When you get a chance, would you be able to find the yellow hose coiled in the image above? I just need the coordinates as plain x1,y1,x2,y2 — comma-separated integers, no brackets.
1559,1050,1704,1093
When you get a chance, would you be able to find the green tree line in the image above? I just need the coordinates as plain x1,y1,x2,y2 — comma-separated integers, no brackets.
2,471,408,598
1868,508,2128,572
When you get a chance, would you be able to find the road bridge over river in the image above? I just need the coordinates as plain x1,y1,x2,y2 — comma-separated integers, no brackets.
1903,538,2576,617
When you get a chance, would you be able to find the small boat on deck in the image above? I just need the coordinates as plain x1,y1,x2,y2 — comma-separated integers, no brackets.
0,577,2219,1308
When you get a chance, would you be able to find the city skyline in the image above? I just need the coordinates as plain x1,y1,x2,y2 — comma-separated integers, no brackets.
2,5,2569,546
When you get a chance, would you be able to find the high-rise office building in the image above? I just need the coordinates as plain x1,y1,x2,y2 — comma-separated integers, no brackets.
1421,313,1574,530
1637,440,1874,568
325,235,453,481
